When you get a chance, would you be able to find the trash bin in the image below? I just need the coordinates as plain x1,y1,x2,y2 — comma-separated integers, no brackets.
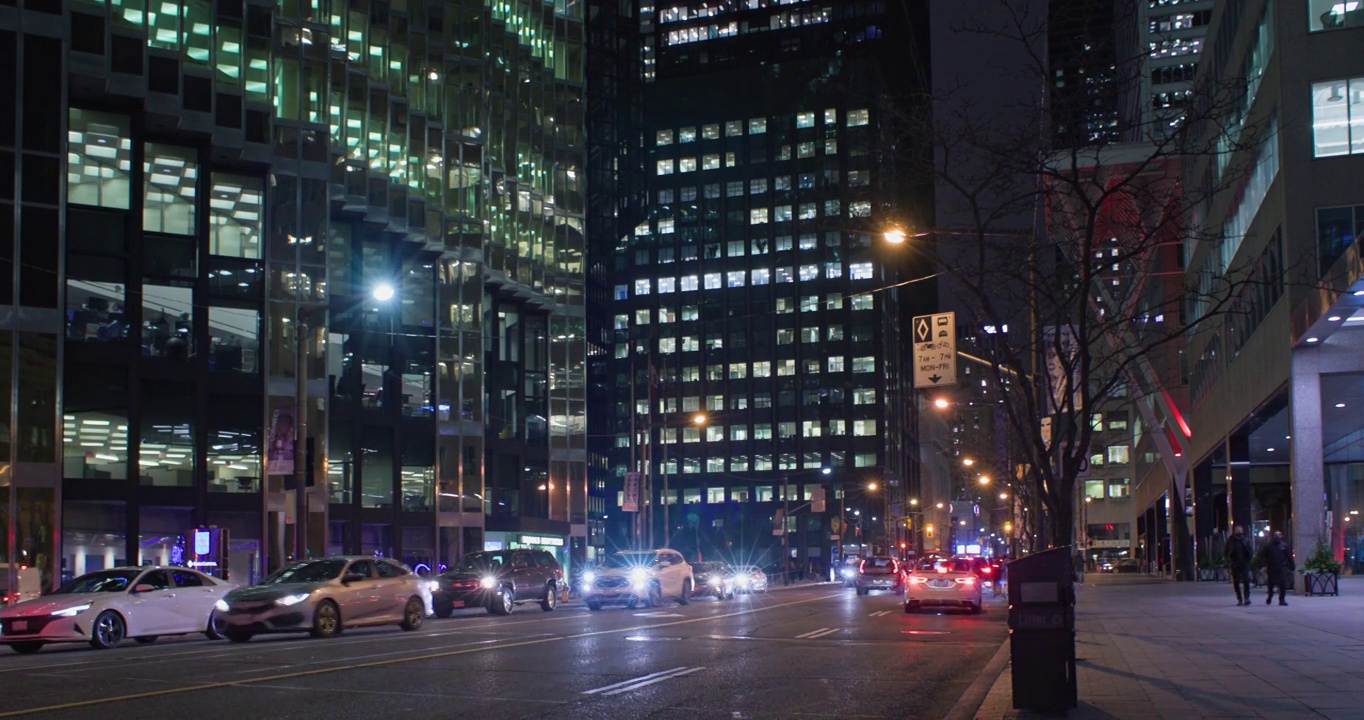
1006,547,1077,712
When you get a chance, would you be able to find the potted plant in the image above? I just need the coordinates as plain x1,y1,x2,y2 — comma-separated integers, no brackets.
1302,541,1342,597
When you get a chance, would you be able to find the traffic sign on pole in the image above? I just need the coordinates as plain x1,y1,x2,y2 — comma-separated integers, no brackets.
912,312,957,388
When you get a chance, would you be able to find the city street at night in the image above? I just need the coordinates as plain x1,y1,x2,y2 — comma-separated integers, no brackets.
0,585,1006,720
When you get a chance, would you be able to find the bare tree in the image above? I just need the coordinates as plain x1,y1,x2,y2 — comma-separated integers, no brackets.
904,0,1277,570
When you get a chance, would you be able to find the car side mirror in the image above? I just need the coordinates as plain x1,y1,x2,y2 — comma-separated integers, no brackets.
342,573,366,585
132,584,156,593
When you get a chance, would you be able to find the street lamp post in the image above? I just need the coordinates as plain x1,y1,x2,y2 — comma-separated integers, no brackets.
293,283,395,561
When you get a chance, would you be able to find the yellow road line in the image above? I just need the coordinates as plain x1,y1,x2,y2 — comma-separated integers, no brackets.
0,592,840,718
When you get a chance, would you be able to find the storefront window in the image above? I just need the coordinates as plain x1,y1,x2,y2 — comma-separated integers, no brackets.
362,523,392,558
17,488,56,592
402,466,434,512
143,143,198,235
362,431,393,508
138,507,192,565
68,109,132,210
62,502,127,584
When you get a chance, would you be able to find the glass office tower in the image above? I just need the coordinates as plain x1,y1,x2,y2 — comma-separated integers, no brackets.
0,0,586,598
601,1,933,571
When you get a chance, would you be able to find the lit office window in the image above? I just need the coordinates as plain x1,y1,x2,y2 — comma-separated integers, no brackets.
656,130,674,146
849,262,874,280
656,159,675,175
68,109,132,209
852,420,877,437
634,278,651,295
1313,78,1364,157
847,109,870,126
749,118,767,134
658,277,676,293
797,112,816,128
143,144,198,235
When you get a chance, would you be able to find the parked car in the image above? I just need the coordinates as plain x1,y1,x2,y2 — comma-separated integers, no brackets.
429,549,562,617
216,556,425,642
731,565,769,594
904,558,983,614
581,549,693,610
691,562,735,600
1114,559,1141,574
854,557,902,596
0,566,233,654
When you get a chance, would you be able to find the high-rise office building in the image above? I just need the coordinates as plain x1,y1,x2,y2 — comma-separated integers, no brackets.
600,1,933,570
0,0,588,599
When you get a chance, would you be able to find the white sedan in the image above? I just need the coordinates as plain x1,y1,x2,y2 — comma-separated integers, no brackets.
903,558,983,614
0,566,235,653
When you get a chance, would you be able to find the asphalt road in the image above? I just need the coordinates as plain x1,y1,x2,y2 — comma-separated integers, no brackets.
0,584,1007,720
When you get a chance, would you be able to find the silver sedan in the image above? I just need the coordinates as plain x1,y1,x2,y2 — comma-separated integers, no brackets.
216,557,425,642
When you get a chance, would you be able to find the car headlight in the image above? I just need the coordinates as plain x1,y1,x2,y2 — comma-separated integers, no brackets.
479,576,497,589
582,571,597,586
51,603,92,617
424,580,440,593
737,576,749,586
709,578,721,587
628,568,649,586
276,593,311,607
214,599,230,612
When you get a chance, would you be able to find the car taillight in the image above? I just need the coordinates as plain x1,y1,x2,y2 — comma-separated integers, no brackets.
858,560,867,574
956,577,976,585
981,567,992,575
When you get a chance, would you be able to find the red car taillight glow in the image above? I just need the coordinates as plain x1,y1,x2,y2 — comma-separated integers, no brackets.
956,577,976,585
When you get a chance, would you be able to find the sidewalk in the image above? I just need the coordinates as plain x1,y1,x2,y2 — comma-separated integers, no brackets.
969,574,1364,719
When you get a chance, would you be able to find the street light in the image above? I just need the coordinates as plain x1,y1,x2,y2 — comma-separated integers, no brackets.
962,458,975,467
293,283,396,561
978,475,992,486
933,398,950,410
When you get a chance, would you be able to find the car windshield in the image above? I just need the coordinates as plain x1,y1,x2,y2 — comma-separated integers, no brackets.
453,552,508,572
51,570,142,594
602,553,653,569
921,559,974,573
695,563,726,573
862,557,895,570
260,558,347,585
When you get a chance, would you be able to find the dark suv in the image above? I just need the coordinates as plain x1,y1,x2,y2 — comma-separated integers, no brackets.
430,549,563,617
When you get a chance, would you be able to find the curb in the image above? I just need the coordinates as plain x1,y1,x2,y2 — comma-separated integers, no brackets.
943,637,1010,720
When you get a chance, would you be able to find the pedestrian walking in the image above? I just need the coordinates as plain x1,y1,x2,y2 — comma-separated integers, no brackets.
1256,531,1294,606
1073,548,1086,584
1225,525,1253,606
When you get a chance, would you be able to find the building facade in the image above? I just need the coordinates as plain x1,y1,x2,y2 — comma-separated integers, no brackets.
1,0,588,600
1180,0,1364,576
599,0,933,571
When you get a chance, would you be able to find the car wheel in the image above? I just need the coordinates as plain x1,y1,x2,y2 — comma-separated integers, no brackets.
678,580,691,605
433,601,454,619
400,597,425,631
904,602,917,614
970,603,983,615
89,610,127,650
9,642,44,654
587,600,603,612
489,587,513,616
311,600,341,638
224,627,253,643
205,610,226,640
540,584,558,612
626,598,638,609
134,636,158,645
646,583,662,608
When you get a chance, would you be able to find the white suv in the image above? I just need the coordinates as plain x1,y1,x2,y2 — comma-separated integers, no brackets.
582,549,694,611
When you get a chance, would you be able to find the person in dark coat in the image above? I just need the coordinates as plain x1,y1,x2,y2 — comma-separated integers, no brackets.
1257,531,1294,606
1225,525,1254,606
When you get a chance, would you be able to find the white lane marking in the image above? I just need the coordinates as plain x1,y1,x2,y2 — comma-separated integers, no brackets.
599,667,705,696
797,628,840,639
794,627,831,639
582,666,690,695
868,610,892,617
632,612,685,618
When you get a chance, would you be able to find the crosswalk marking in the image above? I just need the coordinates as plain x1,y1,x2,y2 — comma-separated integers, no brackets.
795,627,840,639
582,667,705,696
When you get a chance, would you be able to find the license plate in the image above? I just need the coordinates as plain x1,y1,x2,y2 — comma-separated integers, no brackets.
11,621,26,631
930,580,953,588
450,600,465,609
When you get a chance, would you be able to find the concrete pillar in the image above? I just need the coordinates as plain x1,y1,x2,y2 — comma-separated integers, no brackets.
1227,435,1252,532
1290,349,1326,560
